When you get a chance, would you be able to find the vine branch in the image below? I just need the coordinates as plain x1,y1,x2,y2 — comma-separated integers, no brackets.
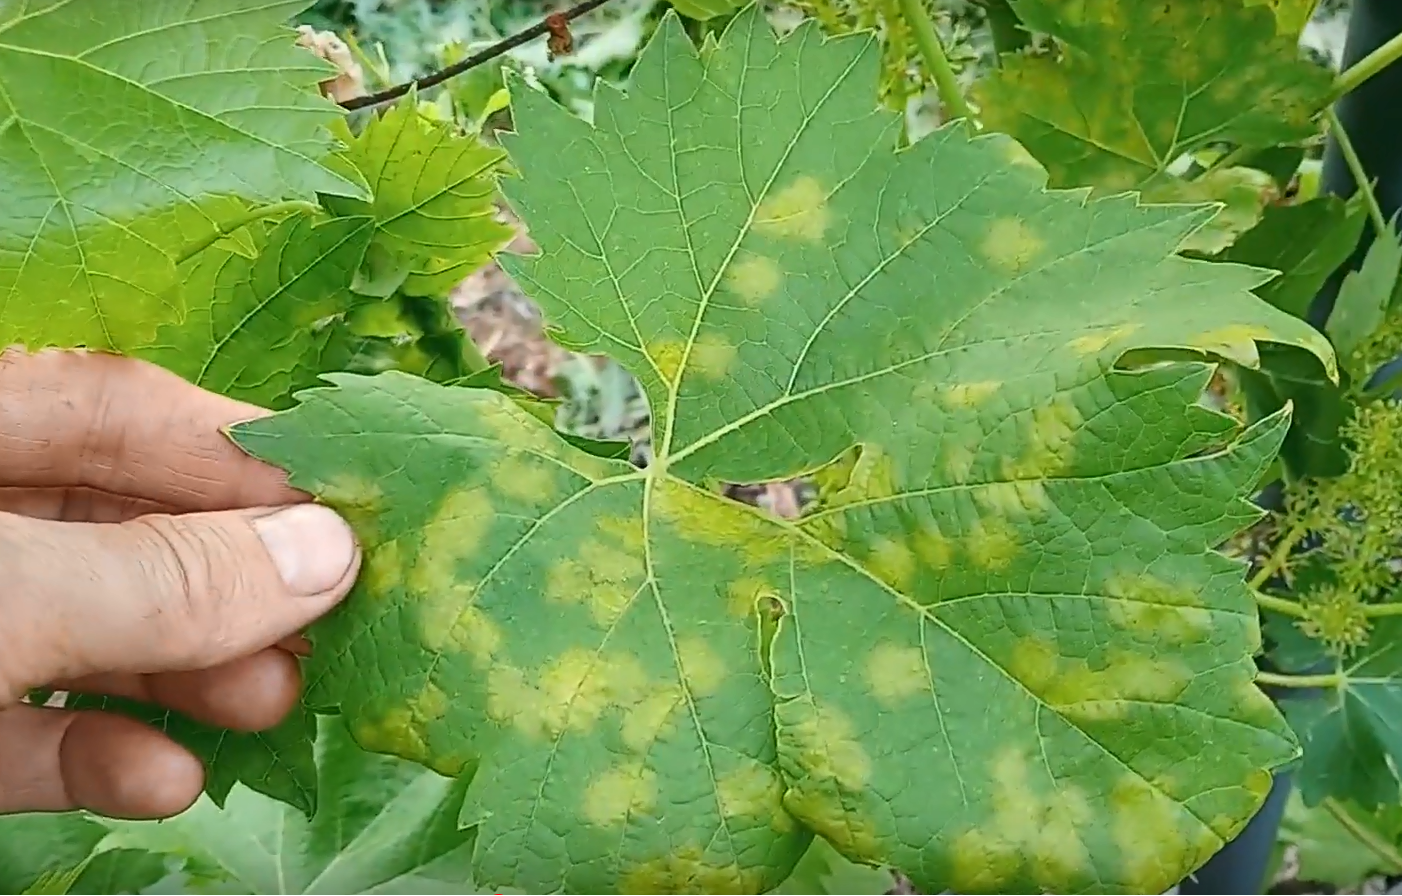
894,0,974,124
1327,105,1390,237
339,0,617,112
1255,670,1343,689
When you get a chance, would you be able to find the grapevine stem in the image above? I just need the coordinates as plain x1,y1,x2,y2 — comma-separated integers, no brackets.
1254,591,1308,620
1248,520,1309,591
895,0,974,124
1255,670,1343,689
1324,797,1402,873
175,200,320,265
1334,29,1402,101
1327,106,1390,237
339,0,618,112
1363,601,1402,617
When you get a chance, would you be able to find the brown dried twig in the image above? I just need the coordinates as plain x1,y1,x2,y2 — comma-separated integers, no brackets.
338,0,617,112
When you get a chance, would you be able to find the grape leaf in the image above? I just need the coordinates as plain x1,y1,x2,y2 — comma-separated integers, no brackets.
1279,792,1402,888
1328,222,1402,359
1139,167,1278,255
323,101,515,298
972,0,1332,194
68,694,319,816
1285,618,1402,809
0,0,367,351
99,716,476,894
232,7,1336,893
1245,0,1319,39
0,811,109,892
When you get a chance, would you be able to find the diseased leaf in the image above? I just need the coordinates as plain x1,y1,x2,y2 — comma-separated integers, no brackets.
324,101,515,297
770,839,895,894
0,0,366,351
1285,618,1402,809
1140,167,1278,255
973,0,1331,196
232,8,1336,894
1328,222,1402,358
1279,792,1402,888
98,716,476,894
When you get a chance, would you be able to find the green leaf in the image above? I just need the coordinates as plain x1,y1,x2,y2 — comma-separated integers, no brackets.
134,213,375,411
0,811,109,891
1236,344,1354,478
1328,222,1402,359
1286,618,1402,809
973,0,1332,195
231,8,1338,893
1139,167,1278,255
324,101,514,297
770,839,894,894
99,716,476,894
1279,792,1402,888
0,0,366,352
63,850,173,895
1245,0,1320,39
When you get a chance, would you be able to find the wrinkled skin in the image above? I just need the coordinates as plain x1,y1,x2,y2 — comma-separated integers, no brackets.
0,349,360,820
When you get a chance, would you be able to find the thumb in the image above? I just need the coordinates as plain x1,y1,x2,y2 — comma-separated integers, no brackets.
1,504,360,696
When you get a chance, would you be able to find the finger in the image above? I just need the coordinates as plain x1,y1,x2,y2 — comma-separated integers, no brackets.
0,485,166,522
0,347,304,509
0,703,203,818
54,648,303,733
2,504,359,696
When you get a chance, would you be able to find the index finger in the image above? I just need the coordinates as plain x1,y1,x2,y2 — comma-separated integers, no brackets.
0,348,305,511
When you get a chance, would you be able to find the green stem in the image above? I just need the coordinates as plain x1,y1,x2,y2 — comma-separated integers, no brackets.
176,200,320,265
1324,797,1402,873
895,0,973,124
1334,29,1402,101
1327,106,1390,237
1254,592,1308,620
1248,520,1308,590
1255,670,1343,689
1363,601,1402,618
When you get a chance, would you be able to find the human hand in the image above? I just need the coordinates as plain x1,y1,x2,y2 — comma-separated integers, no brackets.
0,349,361,820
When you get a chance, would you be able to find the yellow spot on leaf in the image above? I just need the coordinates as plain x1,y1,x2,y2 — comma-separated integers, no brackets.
1005,395,1083,479
619,845,765,895
489,451,558,505
966,518,1019,571
867,536,916,591
690,332,739,380
362,538,404,595
784,701,872,791
981,217,1046,273
312,475,386,543
726,576,776,618
648,338,686,385
485,648,633,739
1001,136,1044,172
353,680,450,768
865,642,928,707
1188,323,1278,368
546,533,646,629
913,525,955,570
1067,322,1142,357
725,252,784,305
716,761,793,832
620,683,683,752
755,175,832,242
943,444,977,484
653,478,790,566
1044,649,1194,721
583,760,657,827
1104,572,1212,644
408,487,495,595
785,786,884,863
420,600,501,667
975,480,1049,517
942,380,1002,408
1110,775,1218,892
676,636,727,697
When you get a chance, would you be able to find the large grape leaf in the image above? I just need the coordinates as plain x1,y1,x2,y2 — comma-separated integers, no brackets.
971,0,1332,195
231,7,1338,894
0,0,367,351
322,101,515,298
97,716,477,894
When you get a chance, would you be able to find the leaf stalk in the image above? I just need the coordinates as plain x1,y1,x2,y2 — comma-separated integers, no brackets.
1255,670,1343,689
1255,591,1309,619
1326,106,1390,237
1334,29,1402,101
894,0,974,124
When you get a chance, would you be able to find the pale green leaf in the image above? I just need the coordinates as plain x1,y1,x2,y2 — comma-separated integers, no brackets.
99,716,476,894
0,0,367,351
324,101,514,297
1328,222,1402,358
232,8,1337,894
0,811,108,892
973,0,1332,195
1141,167,1277,255
1279,792,1402,888
1245,0,1320,39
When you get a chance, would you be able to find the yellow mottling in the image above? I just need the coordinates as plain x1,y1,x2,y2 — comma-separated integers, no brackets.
619,845,764,895
1189,324,1277,368
784,787,883,863
489,451,558,505
950,827,1019,891
485,649,637,739
981,217,1046,273
942,380,1002,408
726,576,776,618
1104,572,1212,644
867,536,916,591
354,708,430,765
785,702,872,791
1209,813,1239,840
420,591,501,666
1001,137,1044,172
943,444,977,484
1110,776,1217,892
754,175,832,242
620,683,683,752
362,538,404,595
1046,651,1194,721
913,525,954,570
676,636,727,697
716,762,793,832
408,487,495,596
648,338,687,385
975,480,1049,517
312,475,385,542
596,515,645,552
583,760,657,827
725,252,784,305
864,642,928,707
474,392,558,453
546,535,646,628
1067,322,1142,357
965,518,1019,571
1008,636,1059,691
653,478,789,566
410,680,450,722
690,332,739,381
